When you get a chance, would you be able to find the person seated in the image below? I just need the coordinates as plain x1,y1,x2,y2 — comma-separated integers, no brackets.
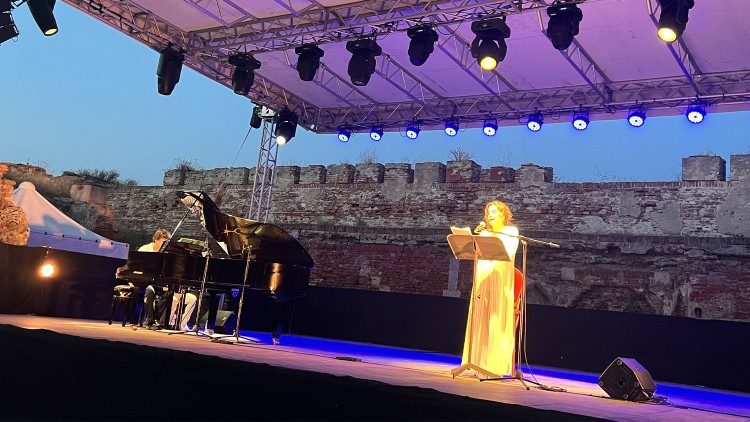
139,228,197,330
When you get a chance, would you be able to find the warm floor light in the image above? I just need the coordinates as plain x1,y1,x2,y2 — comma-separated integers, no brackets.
39,262,55,278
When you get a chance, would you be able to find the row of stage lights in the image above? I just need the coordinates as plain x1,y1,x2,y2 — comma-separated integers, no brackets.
335,99,708,142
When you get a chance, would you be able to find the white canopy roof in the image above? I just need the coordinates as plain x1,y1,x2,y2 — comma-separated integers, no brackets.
11,182,129,259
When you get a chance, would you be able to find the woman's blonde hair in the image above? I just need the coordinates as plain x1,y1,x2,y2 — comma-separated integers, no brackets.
484,200,513,226
153,228,170,242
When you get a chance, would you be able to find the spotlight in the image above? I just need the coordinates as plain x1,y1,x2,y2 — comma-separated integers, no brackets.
686,99,706,124
572,110,590,130
0,0,19,45
28,0,57,36
295,44,324,81
156,46,184,95
229,53,261,95
483,118,498,136
407,25,438,66
405,122,420,139
526,112,543,132
250,105,262,129
546,3,583,50
657,0,694,43
370,126,383,141
346,38,382,86
274,108,299,145
337,127,351,143
39,261,55,278
627,107,646,127
444,119,459,137
470,18,511,71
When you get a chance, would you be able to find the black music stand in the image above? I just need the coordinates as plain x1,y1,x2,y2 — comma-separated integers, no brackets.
211,245,260,345
447,232,510,380
168,234,215,339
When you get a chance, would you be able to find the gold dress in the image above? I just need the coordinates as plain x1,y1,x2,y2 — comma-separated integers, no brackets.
460,225,519,377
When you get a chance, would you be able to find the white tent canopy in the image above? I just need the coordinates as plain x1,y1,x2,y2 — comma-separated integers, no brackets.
11,182,129,259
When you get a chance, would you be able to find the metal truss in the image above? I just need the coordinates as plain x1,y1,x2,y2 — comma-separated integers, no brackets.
187,0,564,54
247,113,278,223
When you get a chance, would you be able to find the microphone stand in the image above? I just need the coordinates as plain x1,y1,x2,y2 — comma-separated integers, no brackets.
168,234,213,338
479,229,559,390
213,224,262,345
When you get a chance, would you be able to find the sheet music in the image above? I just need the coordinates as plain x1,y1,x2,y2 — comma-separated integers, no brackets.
450,226,472,235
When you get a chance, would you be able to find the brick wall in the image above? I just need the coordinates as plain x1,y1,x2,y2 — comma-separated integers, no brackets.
99,154,750,323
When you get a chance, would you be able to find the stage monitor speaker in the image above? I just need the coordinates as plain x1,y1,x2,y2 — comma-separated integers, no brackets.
598,357,656,402
214,310,236,335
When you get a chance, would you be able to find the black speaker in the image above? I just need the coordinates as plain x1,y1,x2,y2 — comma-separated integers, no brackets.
214,310,236,335
598,357,656,401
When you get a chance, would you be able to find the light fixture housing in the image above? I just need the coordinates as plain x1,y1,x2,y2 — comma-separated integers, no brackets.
337,127,352,143
346,38,382,86
483,118,498,136
407,25,438,66
274,108,299,145
444,119,459,137
0,0,19,44
250,105,262,129
28,0,57,36
156,46,184,95
686,99,707,124
370,126,383,141
526,112,543,132
657,0,694,43
295,44,325,81
470,18,511,71
627,107,646,127
572,110,590,130
405,122,420,139
546,3,583,50
229,53,261,95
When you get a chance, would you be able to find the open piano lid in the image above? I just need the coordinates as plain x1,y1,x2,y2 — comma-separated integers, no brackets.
177,191,313,268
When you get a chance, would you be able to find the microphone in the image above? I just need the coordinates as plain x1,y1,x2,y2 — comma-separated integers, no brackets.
474,221,486,234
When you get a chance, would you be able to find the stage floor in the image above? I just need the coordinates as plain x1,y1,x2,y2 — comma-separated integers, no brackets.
1,314,748,421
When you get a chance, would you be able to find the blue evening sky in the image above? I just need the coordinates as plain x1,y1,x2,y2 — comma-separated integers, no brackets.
1,3,749,186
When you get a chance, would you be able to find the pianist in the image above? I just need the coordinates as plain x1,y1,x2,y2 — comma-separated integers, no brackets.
140,229,197,330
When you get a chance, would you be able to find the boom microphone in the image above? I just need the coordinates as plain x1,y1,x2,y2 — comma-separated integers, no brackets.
474,221,486,234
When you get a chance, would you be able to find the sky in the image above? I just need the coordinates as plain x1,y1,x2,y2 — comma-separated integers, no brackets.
1,3,749,186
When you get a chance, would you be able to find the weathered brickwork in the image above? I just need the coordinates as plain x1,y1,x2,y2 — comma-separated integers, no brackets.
0,164,29,246
8,155,750,322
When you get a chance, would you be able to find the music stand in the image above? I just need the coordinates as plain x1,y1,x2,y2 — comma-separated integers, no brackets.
168,234,214,339
447,232,510,379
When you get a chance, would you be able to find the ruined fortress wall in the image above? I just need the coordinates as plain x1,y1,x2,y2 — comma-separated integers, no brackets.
102,154,750,322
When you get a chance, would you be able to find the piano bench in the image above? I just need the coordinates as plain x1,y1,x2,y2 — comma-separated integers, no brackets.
109,285,138,327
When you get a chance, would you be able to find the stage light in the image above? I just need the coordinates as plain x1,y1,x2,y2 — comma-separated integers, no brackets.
657,0,694,43
526,112,543,132
407,25,438,66
0,0,19,45
157,46,184,95
295,44,324,81
405,122,420,139
370,126,383,141
572,110,589,130
250,105,262,129
229,53,261,95
274,108,299,145
470,18,511,71
346,38,382,86
39,261,55,278
444,119,459,137
686,99,706,124
546,3,583,50
627,107,646,127
337,127,351,143
483,118,498,136
28,0,57,36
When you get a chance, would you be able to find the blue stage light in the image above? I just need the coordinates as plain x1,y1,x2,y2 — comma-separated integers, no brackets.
526,112,543,132
337,127,351,142
370,126,383,141
627,107,646,127
686,100,706,124
483,118,497,136
572,110,589,130
405,122,420,139
444,119,459,136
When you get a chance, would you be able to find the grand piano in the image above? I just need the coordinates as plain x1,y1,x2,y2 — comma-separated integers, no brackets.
116,191,313,307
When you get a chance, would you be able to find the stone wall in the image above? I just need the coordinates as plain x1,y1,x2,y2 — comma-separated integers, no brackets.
0,164,28,246
101,154,750,323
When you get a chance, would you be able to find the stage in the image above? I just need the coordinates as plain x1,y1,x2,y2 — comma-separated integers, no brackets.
1,314,747,421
